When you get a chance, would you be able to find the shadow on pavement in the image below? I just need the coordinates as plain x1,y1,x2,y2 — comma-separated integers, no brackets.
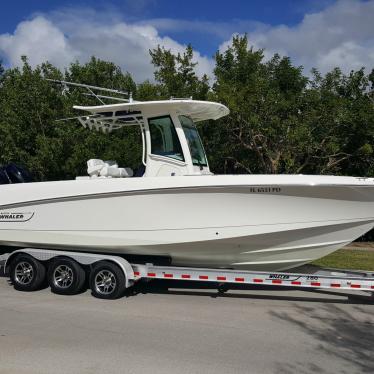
271,303,374,374
0,261,5,277
125,279,374,305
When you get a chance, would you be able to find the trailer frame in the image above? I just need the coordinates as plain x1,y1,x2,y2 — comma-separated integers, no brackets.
1,248,374,300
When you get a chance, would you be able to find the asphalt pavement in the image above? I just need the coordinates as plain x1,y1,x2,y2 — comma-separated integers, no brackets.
0,272,373,374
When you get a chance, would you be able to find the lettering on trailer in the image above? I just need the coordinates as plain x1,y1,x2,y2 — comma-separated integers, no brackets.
0,212,34,222
248,187,282,193
306,276,319,281
268,273,301,282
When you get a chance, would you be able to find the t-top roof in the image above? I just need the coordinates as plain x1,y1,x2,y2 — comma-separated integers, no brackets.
74,99,230,122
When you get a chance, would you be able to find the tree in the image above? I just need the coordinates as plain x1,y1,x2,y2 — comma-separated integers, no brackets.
0,57,142,181
210,35,374,177
298,68,374,176
0,57,65,180
0,41,373,182
0,60,4,82
211,35,310,174
150,44,209,100
136,80,161,101
67,56,136,96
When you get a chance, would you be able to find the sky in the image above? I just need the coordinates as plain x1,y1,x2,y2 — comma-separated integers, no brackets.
0,0,373,81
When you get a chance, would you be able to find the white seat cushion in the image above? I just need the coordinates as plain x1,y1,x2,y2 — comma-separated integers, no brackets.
104,160,118,168
100,166,133,178
86,159,133,178
87,159,105,176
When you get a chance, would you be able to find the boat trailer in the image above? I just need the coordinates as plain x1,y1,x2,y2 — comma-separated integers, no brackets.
1,248,374,301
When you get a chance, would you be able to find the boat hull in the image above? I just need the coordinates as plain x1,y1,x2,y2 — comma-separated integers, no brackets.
1,176,374,271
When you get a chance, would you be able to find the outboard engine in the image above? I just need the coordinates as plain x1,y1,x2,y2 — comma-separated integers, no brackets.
0,163,33,184
0,168,11,184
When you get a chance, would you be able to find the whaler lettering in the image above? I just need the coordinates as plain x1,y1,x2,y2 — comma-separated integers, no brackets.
0,212,34,222
0,214,24,220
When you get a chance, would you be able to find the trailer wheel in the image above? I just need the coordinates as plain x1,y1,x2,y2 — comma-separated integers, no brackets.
10,254,46,292
89,261,126,299
47,257,86,295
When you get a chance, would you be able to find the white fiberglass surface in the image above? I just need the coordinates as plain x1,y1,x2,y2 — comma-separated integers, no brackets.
74,100,230,122
1,174,374,208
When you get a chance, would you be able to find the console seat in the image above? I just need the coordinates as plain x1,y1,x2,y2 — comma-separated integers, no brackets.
86,159,133,178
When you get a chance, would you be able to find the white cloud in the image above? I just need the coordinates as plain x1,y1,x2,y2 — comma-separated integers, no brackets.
219,0,374,74
0,1,373,82
141,18,261,40
0,16,76,69
0,9,214,82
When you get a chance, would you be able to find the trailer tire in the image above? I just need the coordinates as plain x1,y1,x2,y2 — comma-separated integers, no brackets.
47,257,86,295
10,254,46,292
89,261,126,299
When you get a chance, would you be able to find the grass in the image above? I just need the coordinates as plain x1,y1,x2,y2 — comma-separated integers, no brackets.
312,248,374,271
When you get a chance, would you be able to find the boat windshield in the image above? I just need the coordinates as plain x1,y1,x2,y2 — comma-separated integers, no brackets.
148,115,184,161
179,115,208,167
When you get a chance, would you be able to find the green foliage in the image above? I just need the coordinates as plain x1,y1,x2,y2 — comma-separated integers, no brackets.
212,35,308,173
150,44,209,99
67,57,136,95
0,56,142,180
204,35,374,176
300,68,374,176
136,80,162,101
0,60,4,81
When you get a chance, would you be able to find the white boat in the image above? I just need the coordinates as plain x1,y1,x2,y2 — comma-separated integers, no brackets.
1,82,374,271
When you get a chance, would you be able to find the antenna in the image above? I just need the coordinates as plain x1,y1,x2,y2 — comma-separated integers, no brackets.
46,79,136,104
46,79,144,133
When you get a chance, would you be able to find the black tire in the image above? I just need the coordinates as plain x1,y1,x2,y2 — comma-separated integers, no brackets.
89,261,126,299
47,257,86,295
10,254,46,292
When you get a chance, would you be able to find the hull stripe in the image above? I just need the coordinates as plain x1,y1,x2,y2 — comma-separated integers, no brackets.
232,258,314,265
1,183,374,210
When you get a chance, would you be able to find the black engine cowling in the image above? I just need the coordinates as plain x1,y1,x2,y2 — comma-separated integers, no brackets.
0,163,33,184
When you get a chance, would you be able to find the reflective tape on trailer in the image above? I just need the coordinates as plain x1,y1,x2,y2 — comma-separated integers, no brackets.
130,264,374,292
